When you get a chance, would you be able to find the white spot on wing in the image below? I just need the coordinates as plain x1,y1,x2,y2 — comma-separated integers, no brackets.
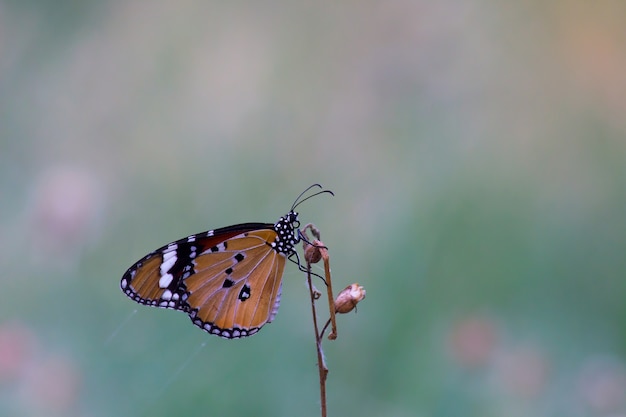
160,252,177,276
159,273,173,289
163,250,177,262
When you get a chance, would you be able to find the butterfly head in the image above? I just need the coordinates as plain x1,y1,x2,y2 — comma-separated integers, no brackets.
272,211,300,256
270,184,334,256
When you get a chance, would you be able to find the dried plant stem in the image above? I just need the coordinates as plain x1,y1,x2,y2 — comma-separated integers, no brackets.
321,249,337,340
320,318,332,340
302,225,339,417
307,263,328,417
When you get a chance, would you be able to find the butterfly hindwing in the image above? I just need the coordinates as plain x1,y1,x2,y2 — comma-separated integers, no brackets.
187,230,286,337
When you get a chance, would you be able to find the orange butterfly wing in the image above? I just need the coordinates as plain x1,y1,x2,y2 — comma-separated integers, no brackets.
121,223,289,338
186,230,285,337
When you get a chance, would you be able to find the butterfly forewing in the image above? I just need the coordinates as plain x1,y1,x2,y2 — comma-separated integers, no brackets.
121,223,291,339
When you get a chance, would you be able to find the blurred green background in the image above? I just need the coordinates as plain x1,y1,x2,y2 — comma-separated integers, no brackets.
2,1,626,416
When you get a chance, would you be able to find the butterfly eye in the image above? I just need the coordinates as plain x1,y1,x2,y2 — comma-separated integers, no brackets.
285,211,300,229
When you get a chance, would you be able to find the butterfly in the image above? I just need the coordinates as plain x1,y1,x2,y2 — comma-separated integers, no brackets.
120,184,332,339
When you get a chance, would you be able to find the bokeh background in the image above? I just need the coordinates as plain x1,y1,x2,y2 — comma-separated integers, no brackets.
2,1,626,416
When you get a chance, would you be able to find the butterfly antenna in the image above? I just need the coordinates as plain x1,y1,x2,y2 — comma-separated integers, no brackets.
291,184,322,210
291,184,334,211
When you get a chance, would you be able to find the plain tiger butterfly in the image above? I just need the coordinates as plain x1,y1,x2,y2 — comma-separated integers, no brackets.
120,184,333,339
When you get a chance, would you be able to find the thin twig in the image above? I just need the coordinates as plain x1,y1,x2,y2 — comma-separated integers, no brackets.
302,225,341,417
320,318,332,340
320,248,337,340
307,261,328,417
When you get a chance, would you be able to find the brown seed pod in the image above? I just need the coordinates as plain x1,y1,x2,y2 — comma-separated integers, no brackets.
334,283,366,314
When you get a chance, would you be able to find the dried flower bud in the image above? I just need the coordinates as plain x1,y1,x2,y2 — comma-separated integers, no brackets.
334,283,366,314
303,242,322,264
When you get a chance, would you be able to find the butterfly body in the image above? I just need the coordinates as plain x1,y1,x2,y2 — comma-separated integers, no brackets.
121,212,300,339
